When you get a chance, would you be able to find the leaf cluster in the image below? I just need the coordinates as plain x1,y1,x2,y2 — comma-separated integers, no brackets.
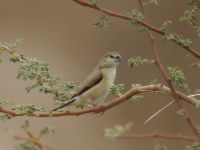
12,104,44,116
167,67,190,92
3,38,24,50
130,95,144,102
163,33,192,48
180,6,198,26
127,9,144,25
185,142,200,150
94,15,109,28
16,57,50,80
104,123,132,140
180,3,200,37
0,114,13,121
160,21,172,32
190,61,200,68
16,140,40,150
10,53,80,105
89,0,98,5
110,84,125,97
128,56,154,68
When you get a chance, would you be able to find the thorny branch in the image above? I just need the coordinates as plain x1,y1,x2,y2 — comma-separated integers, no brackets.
72,0,200,58
119,132,200,142
0,84,199,117
3,127,60,150
138,0,200,138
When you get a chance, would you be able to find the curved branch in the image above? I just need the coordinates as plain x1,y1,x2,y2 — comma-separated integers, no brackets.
119,132,200,142
72,0,200,58
0,84,199,117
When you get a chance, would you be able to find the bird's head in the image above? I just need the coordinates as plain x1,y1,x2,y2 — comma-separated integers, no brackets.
99,52,122,69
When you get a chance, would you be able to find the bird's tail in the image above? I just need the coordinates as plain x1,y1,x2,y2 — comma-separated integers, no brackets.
51,98,77,112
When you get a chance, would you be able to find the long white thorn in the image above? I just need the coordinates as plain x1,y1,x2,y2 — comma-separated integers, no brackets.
143,100,175,125
188,94,200,97
143,93,200,125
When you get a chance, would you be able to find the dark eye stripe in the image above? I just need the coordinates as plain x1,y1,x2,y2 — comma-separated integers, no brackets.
109,55,114,58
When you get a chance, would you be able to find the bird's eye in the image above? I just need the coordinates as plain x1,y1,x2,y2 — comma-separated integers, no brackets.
109,55,114,58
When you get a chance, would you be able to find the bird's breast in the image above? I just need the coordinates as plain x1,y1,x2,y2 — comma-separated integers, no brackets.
101,67,116,86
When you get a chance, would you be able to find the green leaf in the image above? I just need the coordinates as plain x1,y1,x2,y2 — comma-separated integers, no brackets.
190,61,200,68
163,33,192,48
53,81,80,103
151,0,161,5
12,104,44,116
10,53,24,63
104,123,132,140
180,6,198,26
160,21,172,32
93,15,110,28
39,126,55,138
0,46,6,52
16,140,40,150
168,67,190,92
128,56,154,68
0,98,12,106
89,0,98,4
63,81,80,90
110,84,125,97
127,9,144,26
185,142,200,150
0,114,13,121
16,57,50,80
131,83,142,88
130,95,144,102
4,38,24,49
138,26,149,33
193,26,200,37
154,140,168,150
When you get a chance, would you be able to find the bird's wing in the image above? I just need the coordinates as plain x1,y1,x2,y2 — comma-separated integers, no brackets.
71,68,103,98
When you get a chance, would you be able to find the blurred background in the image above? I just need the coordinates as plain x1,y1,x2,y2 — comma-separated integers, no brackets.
0,0,200,149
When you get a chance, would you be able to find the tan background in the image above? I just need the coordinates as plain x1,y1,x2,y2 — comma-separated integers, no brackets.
0,0,200,150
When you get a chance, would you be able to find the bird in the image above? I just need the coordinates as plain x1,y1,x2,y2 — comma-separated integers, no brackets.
52,52,122,111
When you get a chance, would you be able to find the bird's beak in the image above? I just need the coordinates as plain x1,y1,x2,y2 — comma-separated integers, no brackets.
116,56,122,62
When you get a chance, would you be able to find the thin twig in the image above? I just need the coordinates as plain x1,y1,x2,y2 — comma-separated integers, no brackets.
119,132,200,142
72,0,200,58
0,43,15,54
2,127,60,150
